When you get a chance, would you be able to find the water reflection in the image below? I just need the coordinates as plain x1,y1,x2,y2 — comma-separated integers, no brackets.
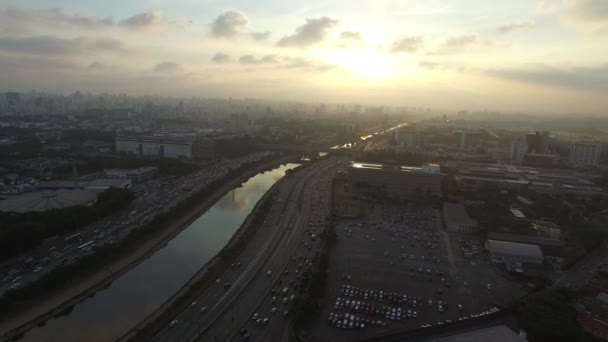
19,163,299,342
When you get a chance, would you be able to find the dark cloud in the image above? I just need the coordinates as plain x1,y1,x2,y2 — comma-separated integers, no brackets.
153,61,181,72
498,21,535,33
485,63,608,91
211,9,249,38
340,31,363,40
418,61,440,69
566,0,608,21
0,35,127,55
277,17,338,47
120,11,162,30
0,7,114,33
211,52,231,63
239,55,259,64
389,36,424,53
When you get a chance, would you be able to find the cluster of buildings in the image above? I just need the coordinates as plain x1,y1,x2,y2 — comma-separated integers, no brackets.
511,131,602,167
344,161,442,199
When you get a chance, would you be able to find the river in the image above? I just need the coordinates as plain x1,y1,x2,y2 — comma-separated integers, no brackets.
19,163,300,342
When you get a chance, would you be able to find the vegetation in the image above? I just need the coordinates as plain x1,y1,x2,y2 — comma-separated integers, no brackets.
514,288,586,342
214,136,264,159
0,187,135,261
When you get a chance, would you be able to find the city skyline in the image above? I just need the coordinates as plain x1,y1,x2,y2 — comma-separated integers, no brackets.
1,0,608,115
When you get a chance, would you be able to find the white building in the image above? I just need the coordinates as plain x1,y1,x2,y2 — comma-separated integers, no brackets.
116,136,193,159
485,239,544,264
443,202,478,233
569,141,602,166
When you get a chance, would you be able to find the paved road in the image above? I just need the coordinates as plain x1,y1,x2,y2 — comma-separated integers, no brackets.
151,156,343,342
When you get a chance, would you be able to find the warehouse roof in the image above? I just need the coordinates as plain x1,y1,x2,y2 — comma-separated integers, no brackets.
443,202,477,226
487,240,543,259
0,190,97,213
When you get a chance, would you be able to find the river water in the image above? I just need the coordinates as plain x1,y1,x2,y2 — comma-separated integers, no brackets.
19,163,299,342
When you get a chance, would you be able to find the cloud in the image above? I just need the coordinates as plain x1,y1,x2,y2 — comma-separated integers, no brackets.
444,34,478,48
120,11,162,30
234,54,338,72
277,17,338,47
0,7,114,33
498,21,536,33
419,61,440,69
565,0,608,21
210,9,270,41
389,36,424,53
485,63,608,91
211,52,232,63
0,35,127,55
211,9,249,38
340,31,363,40
153,61,181,72
537,1,554,13
239,54,285,64
250,31,270,41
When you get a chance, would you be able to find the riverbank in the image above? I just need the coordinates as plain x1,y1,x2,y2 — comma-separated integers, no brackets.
0,155,296,342
120,168,286,341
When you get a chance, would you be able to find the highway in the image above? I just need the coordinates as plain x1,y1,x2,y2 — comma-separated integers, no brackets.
151,156,343,342
0,152,278,298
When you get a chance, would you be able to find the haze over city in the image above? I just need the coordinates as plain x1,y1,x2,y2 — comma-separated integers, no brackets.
1,0,608,114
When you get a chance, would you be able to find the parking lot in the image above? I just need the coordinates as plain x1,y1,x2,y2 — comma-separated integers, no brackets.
308,201,524,341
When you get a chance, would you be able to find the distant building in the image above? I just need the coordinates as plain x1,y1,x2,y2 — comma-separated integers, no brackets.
193,139,215,161
116,135,194,159
526,131,550,154
104,167,158,183
455,130,481,148
346,162,441,198
231,113,251,131
37,179,131,191
522,153,558,167
570,141,602,166
510,140,528,164
487,232,563,257
485,239,544,264
443,202,478,233
395,124,417,147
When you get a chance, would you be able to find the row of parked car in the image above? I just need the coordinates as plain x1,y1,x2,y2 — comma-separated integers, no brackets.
327,312,387,329
340,284,427,307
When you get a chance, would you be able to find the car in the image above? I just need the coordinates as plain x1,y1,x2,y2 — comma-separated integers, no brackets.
224,283,231,289
458,304,463,310
191,301,198,307
243,333,251,339
169,320,178,328
266,271,272,276
215,279,221,284
271,307,278,314
487,283,492,290
253,313,259,320
200,306,208,313
262,318,269,325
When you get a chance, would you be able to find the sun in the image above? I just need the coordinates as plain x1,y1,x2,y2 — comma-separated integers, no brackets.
331,49,392,79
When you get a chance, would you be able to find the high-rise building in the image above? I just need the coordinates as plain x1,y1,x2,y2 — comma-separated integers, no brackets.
526,131,550,153
569,141,602,166
395,124,417,147
455,130,481,148
510,140,529,164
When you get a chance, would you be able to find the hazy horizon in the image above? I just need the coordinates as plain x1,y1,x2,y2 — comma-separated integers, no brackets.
1,0,608,115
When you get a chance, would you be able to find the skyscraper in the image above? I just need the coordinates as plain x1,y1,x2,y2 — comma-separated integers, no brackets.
569,141,602,166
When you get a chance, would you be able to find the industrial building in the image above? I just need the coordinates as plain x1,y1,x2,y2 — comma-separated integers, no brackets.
0,190,97,213
104,167,159,183
37,179,131,192
116,135,194,159
570,141,602,166
443,202,478,233
346,162,441,198
487,232,563,257
485,239,544,264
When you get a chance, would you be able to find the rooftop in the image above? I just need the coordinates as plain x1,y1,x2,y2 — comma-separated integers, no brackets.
486,240,543,259
443,202,477,226
0,190,97,213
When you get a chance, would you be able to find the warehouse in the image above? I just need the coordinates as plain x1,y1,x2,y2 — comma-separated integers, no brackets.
443,202,478,233
0,190,97,213
485,239,544,264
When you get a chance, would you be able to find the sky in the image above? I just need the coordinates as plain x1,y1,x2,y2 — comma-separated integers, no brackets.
0,0,607,115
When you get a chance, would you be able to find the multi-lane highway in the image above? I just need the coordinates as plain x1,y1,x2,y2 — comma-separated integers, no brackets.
152,156,343,342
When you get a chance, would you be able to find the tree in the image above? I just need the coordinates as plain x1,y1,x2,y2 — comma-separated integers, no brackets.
515,288,581,342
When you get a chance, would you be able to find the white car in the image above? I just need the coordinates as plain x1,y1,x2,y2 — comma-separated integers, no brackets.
266,271,272,276
169,320,178,328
